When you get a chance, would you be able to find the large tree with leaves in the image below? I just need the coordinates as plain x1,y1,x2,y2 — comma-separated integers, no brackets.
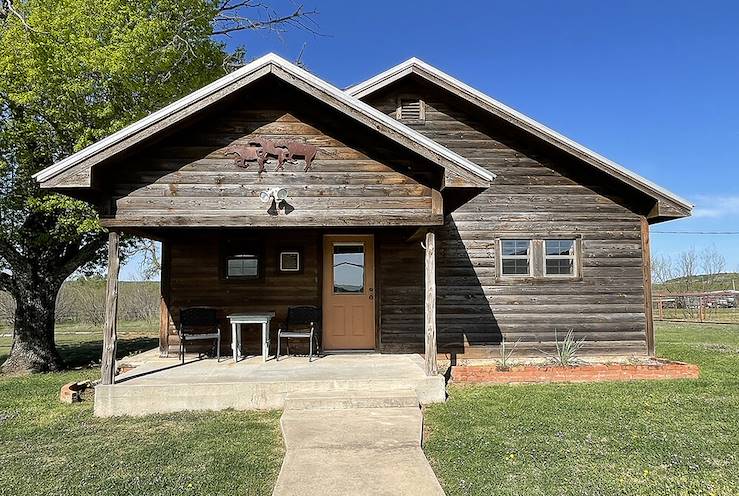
0,0,316,373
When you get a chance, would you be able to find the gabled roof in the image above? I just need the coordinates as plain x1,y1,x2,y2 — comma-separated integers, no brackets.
35,53,493,189
348,58,692,219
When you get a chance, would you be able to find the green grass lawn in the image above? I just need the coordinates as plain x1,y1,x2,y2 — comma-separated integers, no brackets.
424,322,739,496
1,321,737,495
0,321,284,496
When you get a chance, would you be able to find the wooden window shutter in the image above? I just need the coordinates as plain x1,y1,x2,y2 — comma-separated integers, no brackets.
397,97,424,122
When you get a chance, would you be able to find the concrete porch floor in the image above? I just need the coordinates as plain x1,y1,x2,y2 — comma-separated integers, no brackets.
94,351,446,417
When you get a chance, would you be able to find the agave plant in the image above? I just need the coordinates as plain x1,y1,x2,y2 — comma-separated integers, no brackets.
544,329,586,366
498,336,520,369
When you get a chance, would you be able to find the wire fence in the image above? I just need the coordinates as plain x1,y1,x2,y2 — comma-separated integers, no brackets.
0,280,160,328
654,291,739,324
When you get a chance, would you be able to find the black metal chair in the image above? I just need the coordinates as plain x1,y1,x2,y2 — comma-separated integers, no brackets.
178,307,221,364
276,306,321,362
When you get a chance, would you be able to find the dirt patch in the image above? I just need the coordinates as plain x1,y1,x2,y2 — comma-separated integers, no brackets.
451,359,700,384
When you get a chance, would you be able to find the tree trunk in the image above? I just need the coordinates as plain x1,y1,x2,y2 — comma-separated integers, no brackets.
1,282,63,373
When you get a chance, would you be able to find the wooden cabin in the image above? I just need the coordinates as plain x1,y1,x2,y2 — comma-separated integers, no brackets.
35,54,691,381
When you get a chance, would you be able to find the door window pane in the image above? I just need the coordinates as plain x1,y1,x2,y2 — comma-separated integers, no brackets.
333,244,364,293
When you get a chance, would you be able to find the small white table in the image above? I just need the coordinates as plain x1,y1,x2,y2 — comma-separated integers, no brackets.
227,312,275,362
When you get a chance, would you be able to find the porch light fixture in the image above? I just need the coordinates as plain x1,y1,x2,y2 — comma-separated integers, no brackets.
259,187,289,203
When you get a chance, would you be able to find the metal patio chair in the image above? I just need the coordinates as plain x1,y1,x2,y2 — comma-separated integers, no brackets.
178,307,221,364
276,306,321,362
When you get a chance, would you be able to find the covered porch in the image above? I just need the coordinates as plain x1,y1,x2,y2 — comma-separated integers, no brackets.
95,226,443,416
95,350,446,417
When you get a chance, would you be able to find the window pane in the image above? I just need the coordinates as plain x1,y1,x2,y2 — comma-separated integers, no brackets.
546,258,574,275
241,258,258,276
334,244,364,293
227,254,258,277
501,239,529,256
227,259,243,276
502,258,529,275
546,239,574,256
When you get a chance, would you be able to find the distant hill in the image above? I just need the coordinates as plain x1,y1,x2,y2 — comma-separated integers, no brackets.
655,272,739,293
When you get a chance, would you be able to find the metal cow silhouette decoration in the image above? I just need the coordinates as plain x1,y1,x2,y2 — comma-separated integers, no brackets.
224,138,318,174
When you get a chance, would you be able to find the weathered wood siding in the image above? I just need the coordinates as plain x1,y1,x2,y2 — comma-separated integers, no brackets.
366,79,649,357
99,77,442,228
163,229,321,355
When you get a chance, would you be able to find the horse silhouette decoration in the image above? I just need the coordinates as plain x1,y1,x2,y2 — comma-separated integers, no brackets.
224,144,267,172
224,139,318,174
277,141,318,172
249,138,289,171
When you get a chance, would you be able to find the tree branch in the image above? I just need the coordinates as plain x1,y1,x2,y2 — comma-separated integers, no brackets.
57,233,108,282
1,0,44,33
0,237,22,270
0,271,12,293
212,3,320,37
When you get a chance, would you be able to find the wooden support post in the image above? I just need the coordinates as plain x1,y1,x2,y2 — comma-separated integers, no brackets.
159,240,171,357
641,218,655,357
101,231,120,385
424,230,438,376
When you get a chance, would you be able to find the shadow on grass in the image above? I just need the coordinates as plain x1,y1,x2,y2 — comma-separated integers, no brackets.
0,336,158,371
58,337,159,369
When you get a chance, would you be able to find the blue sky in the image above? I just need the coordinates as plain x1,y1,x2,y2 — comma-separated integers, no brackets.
120,0,739,278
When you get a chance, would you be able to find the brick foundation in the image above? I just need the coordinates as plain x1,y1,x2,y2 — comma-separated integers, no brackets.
451,360,700,384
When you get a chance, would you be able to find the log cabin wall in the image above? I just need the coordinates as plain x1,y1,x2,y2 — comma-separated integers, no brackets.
163,229,322,355
365,78,650,357
97,76,443,229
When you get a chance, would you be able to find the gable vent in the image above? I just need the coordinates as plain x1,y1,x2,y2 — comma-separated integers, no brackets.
397,97,424,121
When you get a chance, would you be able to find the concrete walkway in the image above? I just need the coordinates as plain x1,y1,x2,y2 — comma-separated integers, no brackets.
272,390,446,496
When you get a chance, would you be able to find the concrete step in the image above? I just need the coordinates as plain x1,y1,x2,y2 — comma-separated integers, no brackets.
283,388,419,411
280,407,423,450
273,447,446,496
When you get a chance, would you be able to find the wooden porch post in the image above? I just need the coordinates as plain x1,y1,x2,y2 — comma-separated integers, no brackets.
101,231,120,385
424,230,438,376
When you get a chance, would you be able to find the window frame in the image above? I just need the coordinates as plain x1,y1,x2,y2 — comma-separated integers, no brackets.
542,238,579,278
220,239,264,282
395,94,425,123
495,236,583,281
498,238,533,278
225,253,261,280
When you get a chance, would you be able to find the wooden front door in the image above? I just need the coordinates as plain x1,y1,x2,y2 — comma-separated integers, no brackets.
322,235,375,350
